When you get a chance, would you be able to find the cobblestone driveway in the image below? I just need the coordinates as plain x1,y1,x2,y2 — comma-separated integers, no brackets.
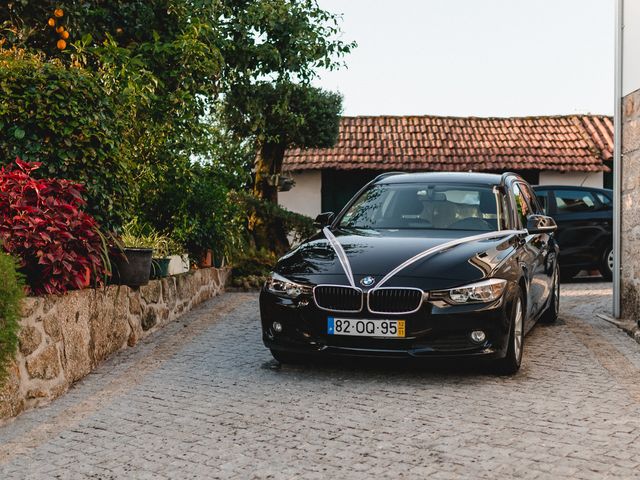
2,282,640,479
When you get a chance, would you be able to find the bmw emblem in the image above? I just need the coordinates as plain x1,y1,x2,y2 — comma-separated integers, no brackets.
360,276,375,287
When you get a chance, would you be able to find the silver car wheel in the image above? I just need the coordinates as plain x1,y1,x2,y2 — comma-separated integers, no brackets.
514,298,523,362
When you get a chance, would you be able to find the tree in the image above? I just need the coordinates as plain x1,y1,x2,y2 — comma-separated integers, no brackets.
1,0,354,255
216,0,354,252
1,1,225,227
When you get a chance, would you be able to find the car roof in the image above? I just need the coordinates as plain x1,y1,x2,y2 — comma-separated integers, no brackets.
532,185,613,193
373,171,509,186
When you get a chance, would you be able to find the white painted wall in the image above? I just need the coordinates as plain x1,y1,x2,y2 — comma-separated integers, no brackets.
623,0,640,95
537,170,604,188
278,171,322,218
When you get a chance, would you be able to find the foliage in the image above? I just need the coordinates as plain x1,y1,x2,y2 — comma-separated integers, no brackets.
0,159,110,294
226,82,343,155
216,0,353,164
233,191,316,245
1,3,224,227
135,157,249,263
215,1,353,251
1,0,353,259
118,219,169,257
0,50,131,228
231,247,278,291
0,253,24,385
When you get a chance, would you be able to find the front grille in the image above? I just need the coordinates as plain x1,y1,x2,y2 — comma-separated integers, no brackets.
368,288,424,314
313,285,363,312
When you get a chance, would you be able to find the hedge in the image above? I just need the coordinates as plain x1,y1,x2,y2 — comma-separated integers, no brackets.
0,51,131,228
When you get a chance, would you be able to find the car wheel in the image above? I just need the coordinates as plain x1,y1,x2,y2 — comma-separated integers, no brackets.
494,290,524,375
540,266,560,324
270,349,303,364
599,246,613,281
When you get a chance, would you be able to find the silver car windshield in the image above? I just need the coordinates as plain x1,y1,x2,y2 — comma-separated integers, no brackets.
338,183,507,231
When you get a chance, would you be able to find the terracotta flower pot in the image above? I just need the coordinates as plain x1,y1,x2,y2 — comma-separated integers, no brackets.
198,249,213,268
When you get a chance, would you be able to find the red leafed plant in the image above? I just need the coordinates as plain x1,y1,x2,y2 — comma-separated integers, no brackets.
0,158,110,295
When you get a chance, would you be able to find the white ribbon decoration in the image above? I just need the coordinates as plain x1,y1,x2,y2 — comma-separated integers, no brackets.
323,228,527,290
323,227,356,288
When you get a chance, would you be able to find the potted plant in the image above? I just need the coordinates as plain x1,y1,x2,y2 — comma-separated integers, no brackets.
150,235,171,279
165,238,189,275
110,220,155,287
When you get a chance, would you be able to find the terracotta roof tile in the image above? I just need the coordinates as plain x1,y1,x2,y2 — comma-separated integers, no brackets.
283,115,613,173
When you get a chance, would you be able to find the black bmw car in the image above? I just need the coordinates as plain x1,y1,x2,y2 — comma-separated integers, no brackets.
260,172,559,374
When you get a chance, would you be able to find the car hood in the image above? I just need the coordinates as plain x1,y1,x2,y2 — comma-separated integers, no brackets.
275,228,517,290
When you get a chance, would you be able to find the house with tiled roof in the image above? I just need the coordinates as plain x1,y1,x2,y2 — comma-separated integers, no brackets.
278,114,613,218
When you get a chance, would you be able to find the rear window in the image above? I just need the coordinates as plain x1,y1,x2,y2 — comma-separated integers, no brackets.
554,189,597,213
596,192,612,208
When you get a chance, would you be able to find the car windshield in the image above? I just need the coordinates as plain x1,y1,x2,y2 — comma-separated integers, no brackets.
338,183,506,231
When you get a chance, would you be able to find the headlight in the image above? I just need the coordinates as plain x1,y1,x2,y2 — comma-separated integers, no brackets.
265,273,312,298
442,278,507,304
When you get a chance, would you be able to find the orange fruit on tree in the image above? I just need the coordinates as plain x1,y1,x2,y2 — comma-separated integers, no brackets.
61,31,69,40
57,39,66,50
56,26,64,33
48,18,56,27
54,8,64,18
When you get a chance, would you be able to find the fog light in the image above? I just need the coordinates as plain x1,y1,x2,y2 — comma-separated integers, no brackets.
470,330,486,343
272,321,283,333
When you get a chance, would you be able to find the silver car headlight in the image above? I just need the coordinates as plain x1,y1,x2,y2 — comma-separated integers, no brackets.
265,272,312,299
441,278,507,304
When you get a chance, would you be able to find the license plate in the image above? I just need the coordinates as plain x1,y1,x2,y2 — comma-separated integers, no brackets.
327,317,405,338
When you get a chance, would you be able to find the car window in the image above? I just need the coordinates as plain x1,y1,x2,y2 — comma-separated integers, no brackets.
512,183,533,229
339,183,505,231
535,191,549,214
596,192,612,209
554,189,597,213
519,183,542,215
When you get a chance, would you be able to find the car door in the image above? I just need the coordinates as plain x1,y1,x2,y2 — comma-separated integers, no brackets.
512,182,551,325
549,188,609,271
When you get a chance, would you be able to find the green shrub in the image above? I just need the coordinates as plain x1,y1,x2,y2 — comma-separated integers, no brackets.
136,158,248,263
0,254,25,384
233,191,316,245
231,247,278,290
0,51,131,228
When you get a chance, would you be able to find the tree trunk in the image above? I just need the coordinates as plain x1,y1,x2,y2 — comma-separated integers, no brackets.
250,141,290,255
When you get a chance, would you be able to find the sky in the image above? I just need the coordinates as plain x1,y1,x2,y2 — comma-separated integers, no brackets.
313,0,614,117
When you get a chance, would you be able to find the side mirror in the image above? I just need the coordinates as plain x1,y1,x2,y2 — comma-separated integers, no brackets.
526,214,557,234
314,212,335,228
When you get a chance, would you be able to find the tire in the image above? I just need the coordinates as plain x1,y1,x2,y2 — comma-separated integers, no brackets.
599,246,613,281
494,289,525,375
540,266,560,324
270,349,303,364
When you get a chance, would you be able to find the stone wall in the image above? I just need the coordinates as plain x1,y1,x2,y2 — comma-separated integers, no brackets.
0,267,230,420
621,88,640,319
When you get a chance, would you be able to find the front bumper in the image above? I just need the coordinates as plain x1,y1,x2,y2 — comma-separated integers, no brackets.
260,286,515,360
